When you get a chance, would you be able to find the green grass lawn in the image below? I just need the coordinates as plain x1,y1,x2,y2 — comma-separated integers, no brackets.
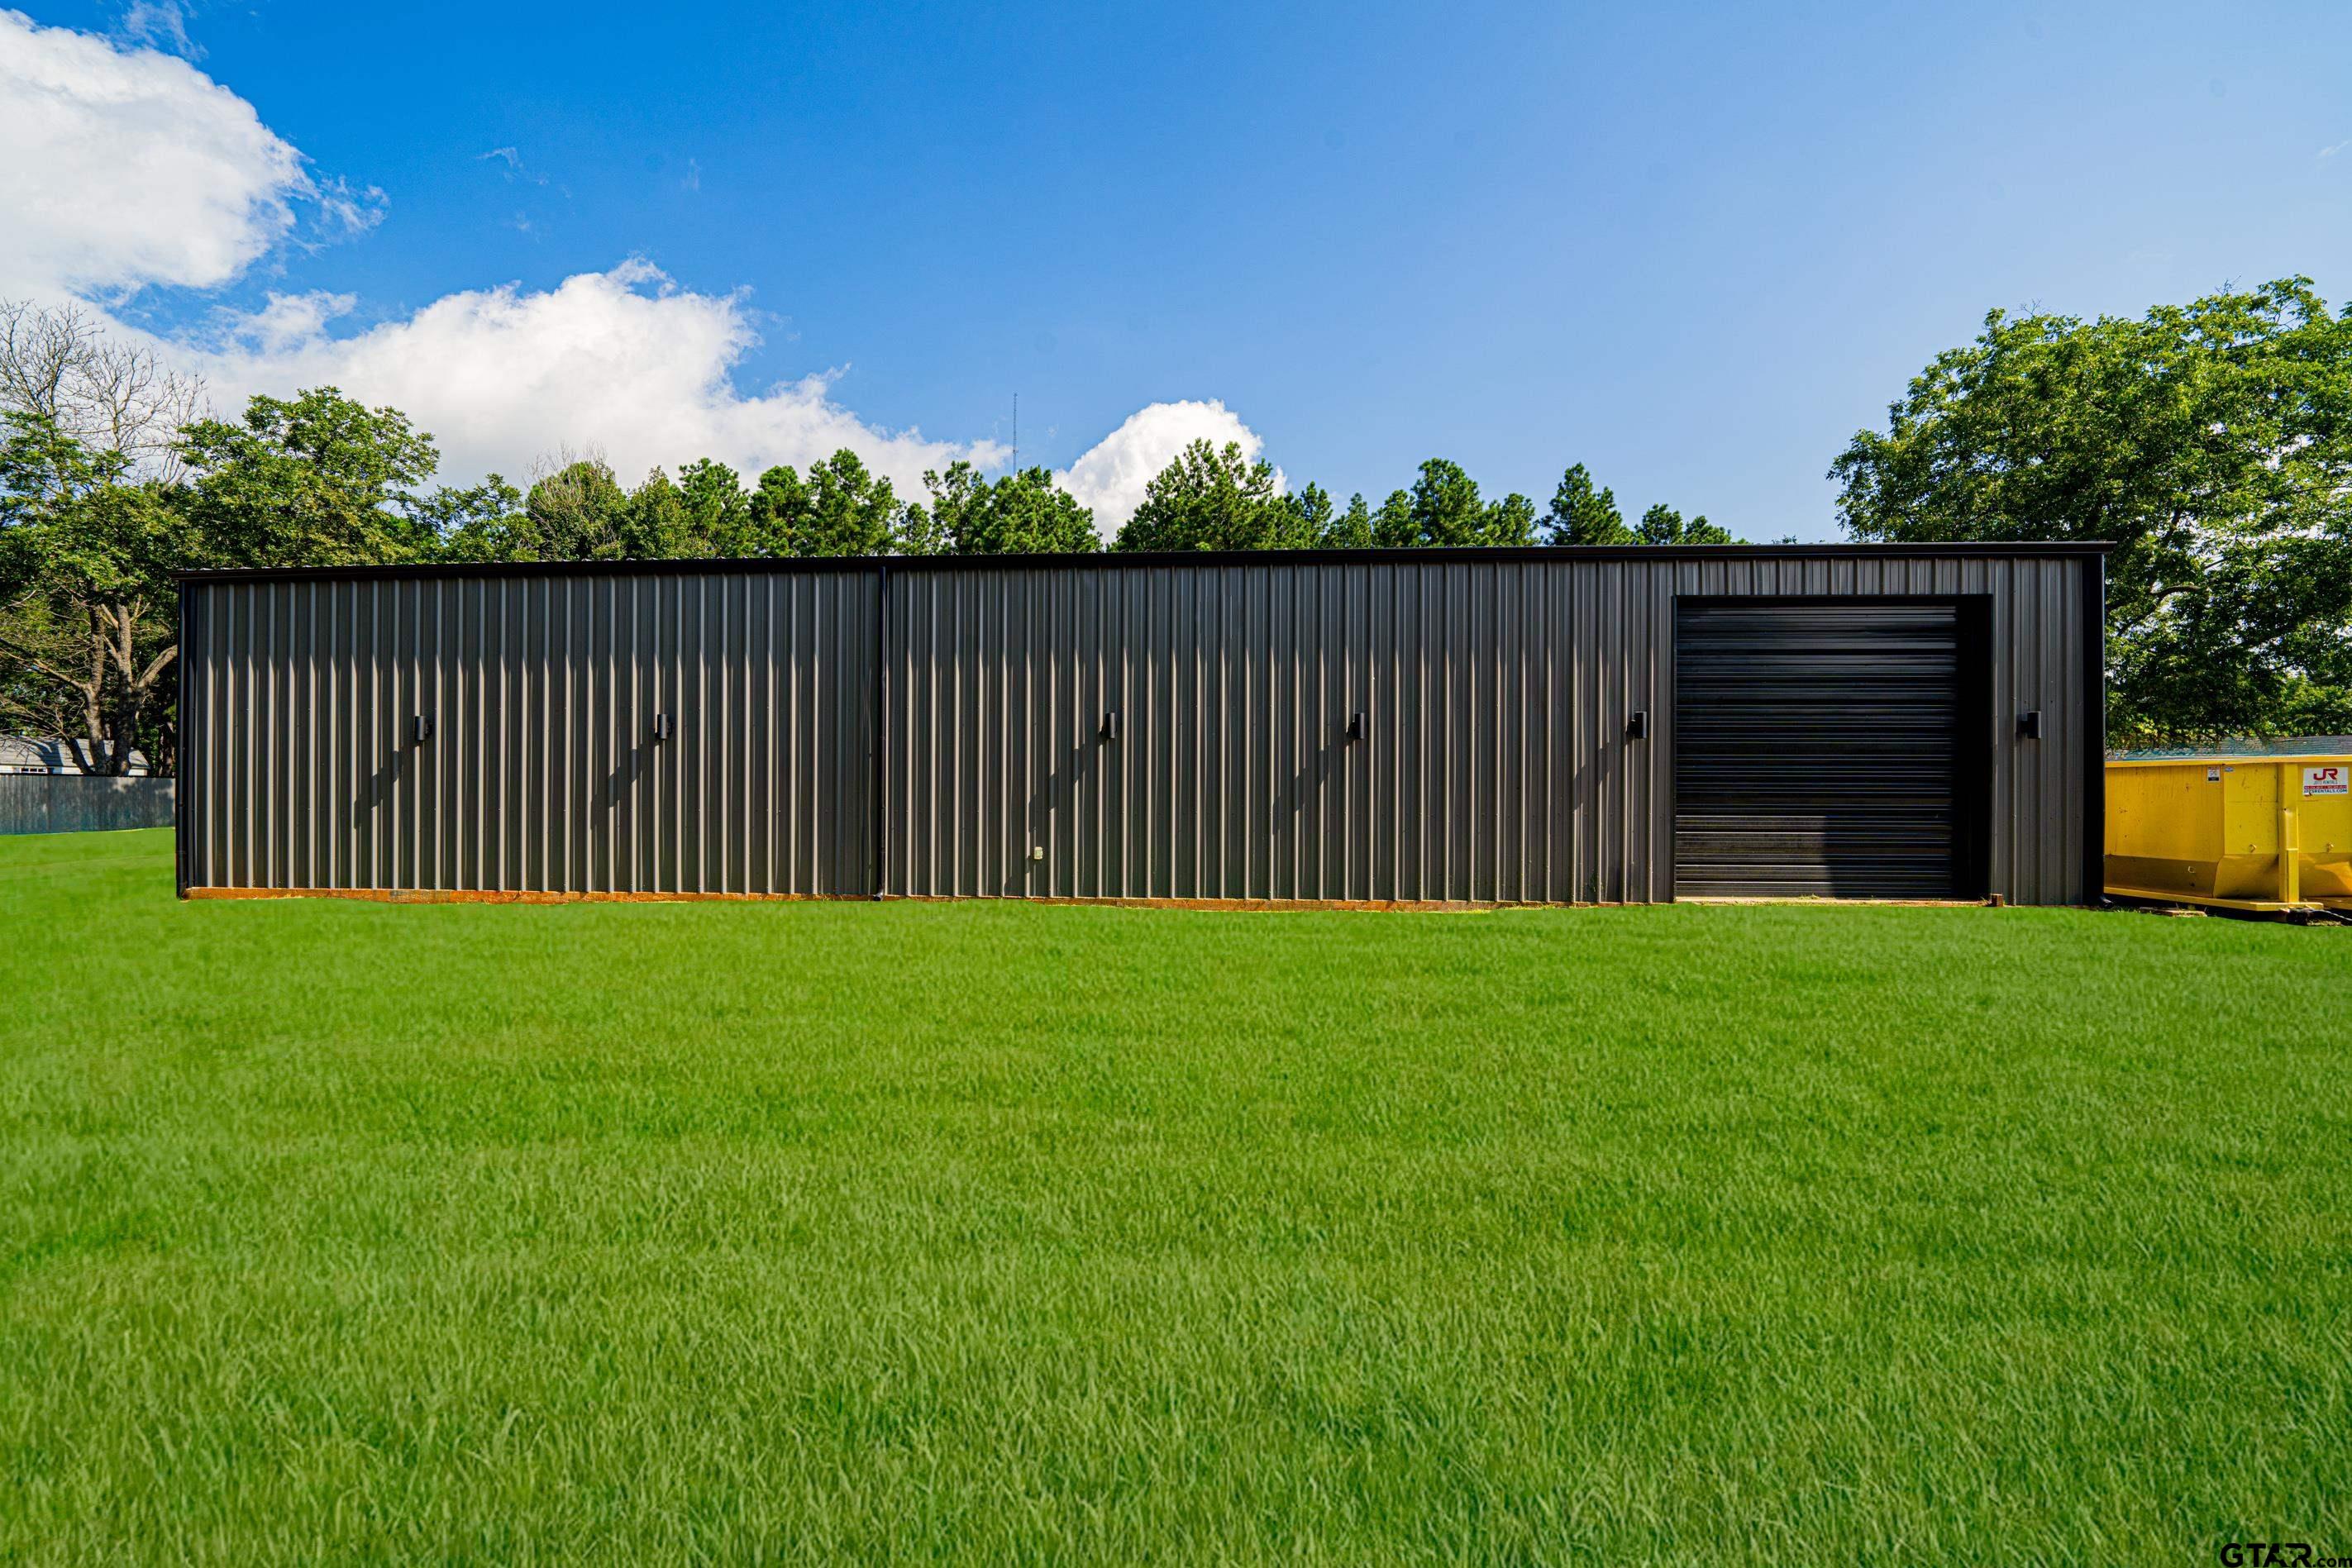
2,829,2349,1563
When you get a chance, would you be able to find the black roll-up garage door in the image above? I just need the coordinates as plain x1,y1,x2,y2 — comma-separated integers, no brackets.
1673,601,1974,899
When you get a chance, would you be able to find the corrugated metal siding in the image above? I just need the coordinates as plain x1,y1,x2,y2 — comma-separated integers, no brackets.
1661,554,2089,905
885,555,2087,904
179,550,2094,905
181,570,875,895
887,560,1655,902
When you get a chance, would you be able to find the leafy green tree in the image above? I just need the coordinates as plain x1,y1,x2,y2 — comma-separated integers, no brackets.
1323,493,1376,548
619,468,692,559
746,465,810,555
1409,460,1485,545
1281,482,1333,548
1487,491,1539,546
1544,463,1629,544
501,456,630,560
715,452,902,557
175,388,441,567
907,461,1097,555
1634,503,1733,545
422,476,525,562
988,465,1097,554
1370,460,1538,546
0,412,195,772
677,458,751,555
1114,440,1298,551
1831,278,2352,741
799,450,900,555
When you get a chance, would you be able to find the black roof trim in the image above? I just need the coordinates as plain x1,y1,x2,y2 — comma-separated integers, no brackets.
178,541,2112,584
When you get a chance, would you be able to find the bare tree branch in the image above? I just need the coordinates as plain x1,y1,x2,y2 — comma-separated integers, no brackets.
0,298,206,481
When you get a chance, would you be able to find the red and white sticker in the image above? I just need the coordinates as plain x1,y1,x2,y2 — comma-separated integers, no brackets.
2306,765,2348,796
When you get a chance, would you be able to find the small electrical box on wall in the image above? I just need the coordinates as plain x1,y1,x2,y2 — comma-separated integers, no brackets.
412,714,433,745
1625,709,1648,741
1101,711,1119,741
654,713,674,743
1347,713,1366,741
2019,709,2044,740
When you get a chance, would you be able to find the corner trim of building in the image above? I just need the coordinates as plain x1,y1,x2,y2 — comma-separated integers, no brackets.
872,558,889,899
174,577,191,901
2082,555,2106,906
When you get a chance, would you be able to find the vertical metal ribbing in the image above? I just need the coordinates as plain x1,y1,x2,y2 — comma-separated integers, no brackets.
503,577,521,891
258,583,274,889
194,582,211,888
2049,560,2071,898
466,579,482,889
2033,559,2054,898
650,574,664,894
420,579,435,889
755,574,770,895
721,574,735,894
389,579,405,890
173,581,192,895
543,578,558,892
577,577,594,894
173,553,2100,908
428,579,445,889
704,571,719,893
785,576,801,894
2080,555,2104,906
874,559,889,898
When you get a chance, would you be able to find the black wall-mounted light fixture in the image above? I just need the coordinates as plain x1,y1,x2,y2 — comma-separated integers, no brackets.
2019,709,2044,740
654,713,674,743
412,714,433,745
1346,712,1366,741
1101,711,1119,741
1625,709,1649,741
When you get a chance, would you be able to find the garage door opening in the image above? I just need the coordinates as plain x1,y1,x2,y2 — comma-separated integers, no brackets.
1673,598,1988,900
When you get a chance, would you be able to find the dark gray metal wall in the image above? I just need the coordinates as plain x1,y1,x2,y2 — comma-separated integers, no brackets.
180,569,875,895
179,548,2099,905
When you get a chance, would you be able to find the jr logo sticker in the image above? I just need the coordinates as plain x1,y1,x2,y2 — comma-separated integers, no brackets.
2306,765,2348,796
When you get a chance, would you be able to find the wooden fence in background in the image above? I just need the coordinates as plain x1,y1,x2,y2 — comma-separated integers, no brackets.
0,775,174,835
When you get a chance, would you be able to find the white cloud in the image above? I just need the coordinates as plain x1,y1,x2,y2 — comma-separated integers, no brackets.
117,1,199,60
308,174,388,240
0,7,308,299
3,10,1252,513
1057,398,1278,535
478,145,549,186
2321,138,2350,161
220,288,353,350
185,263,1008,491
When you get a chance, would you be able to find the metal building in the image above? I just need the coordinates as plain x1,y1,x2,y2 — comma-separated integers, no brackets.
175,545,2106,906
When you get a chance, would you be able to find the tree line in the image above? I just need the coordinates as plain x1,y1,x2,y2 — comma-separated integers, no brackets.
5,278,2350,774
0,300,1724,774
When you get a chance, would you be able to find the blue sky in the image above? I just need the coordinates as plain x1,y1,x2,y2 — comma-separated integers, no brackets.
8,0,2351,536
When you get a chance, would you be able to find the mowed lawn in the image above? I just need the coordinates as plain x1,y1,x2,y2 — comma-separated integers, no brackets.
2,832,2348,1563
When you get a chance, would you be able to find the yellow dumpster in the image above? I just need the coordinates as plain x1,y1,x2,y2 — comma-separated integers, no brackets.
2106,755,2352,913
